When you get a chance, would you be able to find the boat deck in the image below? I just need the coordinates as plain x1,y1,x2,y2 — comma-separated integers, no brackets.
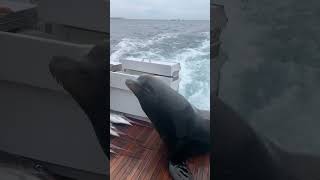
110,120,210,180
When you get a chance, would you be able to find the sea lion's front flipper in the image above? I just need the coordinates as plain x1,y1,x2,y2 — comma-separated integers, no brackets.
167,140,193,180
169,161,193,180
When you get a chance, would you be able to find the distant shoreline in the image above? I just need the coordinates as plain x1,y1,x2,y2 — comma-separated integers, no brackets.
111,17,126,20
110,17,209,21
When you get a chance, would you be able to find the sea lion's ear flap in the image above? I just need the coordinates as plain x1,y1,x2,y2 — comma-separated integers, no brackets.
87,41,108,67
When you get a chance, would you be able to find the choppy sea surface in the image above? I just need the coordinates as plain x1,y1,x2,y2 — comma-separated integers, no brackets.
111,19,210,110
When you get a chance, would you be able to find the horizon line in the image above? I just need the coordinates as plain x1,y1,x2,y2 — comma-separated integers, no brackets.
110,17,210,21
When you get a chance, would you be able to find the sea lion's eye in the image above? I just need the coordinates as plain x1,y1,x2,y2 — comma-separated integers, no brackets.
144,84,154,93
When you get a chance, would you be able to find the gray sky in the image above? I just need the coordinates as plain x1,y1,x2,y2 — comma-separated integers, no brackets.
110,0,210,20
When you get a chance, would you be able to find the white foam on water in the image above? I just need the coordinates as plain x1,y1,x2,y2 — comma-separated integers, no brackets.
110,32,210,110
110,38,139,62
174,38,210,110
110,33,178,62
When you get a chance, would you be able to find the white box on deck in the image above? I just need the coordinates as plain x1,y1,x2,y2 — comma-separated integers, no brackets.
110,59,181,119
121,58,180,77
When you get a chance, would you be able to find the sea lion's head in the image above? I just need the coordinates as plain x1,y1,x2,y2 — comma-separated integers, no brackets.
49,42,108,113
125,75,164,105
126,74,191,112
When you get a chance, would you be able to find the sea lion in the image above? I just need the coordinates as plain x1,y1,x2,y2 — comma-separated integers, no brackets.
125,75,210,180
213,96,320,180
49,42,109,158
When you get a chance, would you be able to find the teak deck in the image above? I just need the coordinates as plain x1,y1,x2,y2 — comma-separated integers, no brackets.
110,120,210,180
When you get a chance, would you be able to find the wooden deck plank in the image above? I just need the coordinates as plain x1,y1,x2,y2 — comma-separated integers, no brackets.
110,121,210,180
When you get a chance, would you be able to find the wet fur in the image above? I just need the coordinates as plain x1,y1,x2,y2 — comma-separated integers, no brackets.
213,96,320,180
126,75,210,163
49,42,109,158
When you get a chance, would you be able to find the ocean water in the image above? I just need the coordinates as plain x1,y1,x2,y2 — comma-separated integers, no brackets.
111,19,210,110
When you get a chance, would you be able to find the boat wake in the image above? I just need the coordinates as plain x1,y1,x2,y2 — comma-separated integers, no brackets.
111,32,210,110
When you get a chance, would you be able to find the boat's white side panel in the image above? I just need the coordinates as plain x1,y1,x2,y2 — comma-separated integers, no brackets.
110,87,148,118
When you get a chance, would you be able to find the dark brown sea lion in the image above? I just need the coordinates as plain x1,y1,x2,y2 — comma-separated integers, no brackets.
126,75,210,180
49,42,109,158
213,96,320,180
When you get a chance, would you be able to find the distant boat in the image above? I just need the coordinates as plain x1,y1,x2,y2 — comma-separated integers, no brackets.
169,19,182,21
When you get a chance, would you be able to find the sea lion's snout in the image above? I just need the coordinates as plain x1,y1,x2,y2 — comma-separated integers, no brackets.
125,79,142,94
126,75,160,96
